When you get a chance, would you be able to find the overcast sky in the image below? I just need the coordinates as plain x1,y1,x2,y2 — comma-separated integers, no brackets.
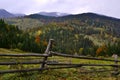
0,0,120,18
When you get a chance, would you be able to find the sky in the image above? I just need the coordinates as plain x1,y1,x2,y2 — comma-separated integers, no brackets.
0,0,120,18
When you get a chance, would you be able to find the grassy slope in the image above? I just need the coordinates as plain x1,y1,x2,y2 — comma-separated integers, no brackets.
0,48,25,54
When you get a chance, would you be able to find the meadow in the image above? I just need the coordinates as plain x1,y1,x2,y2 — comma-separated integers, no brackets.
0,48,120,80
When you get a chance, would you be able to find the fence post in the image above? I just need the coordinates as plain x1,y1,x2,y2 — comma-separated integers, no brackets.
40,39,54,69
112,54,119,76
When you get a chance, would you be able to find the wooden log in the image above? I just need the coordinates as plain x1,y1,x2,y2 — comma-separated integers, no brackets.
47,63,120,67
51,51,120,62
0,53,49,57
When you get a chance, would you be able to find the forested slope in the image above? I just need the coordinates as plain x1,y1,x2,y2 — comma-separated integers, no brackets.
2,12,120,56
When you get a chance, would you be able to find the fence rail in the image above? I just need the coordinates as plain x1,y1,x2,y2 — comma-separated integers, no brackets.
51,51,120,62
0,53,49,57
0,39,119,76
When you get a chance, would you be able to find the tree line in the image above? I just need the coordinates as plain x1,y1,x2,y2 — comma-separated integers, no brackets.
0,19,46,53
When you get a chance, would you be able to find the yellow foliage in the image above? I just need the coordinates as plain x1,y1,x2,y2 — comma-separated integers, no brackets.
36,30,42,36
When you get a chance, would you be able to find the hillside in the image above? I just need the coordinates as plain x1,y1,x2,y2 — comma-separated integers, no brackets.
2,12,120,56
5,18,43,30
25,13,120,37
25,12,120,38
25,13,120,55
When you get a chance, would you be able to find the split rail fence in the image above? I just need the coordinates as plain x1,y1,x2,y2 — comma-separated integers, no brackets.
0,39,120,76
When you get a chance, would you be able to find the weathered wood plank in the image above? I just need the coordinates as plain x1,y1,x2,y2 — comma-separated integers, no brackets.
51,51,120,62
41,39,54,69
0,53,49,57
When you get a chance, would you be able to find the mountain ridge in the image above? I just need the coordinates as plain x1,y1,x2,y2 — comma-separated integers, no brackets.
24,12,120,37
64,13,120,21
1,9,120,20
25,12,120,22
0,9,25,18
0,9,15,18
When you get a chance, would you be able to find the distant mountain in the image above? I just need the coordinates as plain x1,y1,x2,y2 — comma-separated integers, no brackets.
0,9,25,18
14,13,25,17
26,12,120,20
25,12,120,37
37,12,69,17
0,9,15,18
25,12,120,23
63,13,120,21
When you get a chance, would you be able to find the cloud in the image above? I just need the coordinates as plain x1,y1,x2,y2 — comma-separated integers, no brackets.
0,0,120,18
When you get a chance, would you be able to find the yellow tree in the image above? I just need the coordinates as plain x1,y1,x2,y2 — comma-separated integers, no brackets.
35,30,42,44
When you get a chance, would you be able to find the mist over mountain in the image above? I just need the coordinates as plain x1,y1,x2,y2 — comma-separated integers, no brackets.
38,12,70,17
0,9,70,18
1,9,120,20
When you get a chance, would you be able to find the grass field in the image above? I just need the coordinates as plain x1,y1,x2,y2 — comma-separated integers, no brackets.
0,48,120,80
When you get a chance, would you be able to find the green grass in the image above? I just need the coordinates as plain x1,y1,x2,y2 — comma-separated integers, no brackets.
0,48,120,80
0,48,25,54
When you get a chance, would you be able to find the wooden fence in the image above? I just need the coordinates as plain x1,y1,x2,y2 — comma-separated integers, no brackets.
0,39,120,75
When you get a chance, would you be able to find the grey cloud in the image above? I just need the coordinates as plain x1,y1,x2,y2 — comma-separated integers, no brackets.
0,0,120,18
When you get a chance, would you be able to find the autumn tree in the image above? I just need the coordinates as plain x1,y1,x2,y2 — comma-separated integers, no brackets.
96,44,107,56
